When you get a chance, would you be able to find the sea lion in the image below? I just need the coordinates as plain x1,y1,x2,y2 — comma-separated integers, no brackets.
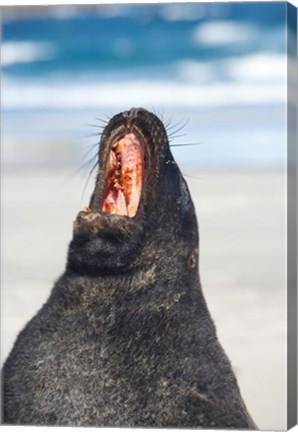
2,108,256,428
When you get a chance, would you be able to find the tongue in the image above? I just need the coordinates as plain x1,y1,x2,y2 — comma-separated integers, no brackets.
102,187,128,216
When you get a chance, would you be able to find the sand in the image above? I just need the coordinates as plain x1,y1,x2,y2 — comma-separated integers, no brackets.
1,165,287,430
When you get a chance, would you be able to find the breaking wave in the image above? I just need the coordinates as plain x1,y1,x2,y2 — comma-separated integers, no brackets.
2,41,55,66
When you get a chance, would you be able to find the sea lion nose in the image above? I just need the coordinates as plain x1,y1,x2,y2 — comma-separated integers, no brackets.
123,107,146,120
123,108,147,130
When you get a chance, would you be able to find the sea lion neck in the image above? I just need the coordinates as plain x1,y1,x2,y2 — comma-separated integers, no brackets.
67,108,199,275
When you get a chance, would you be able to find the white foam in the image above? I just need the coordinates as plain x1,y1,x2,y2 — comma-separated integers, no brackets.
176,60,216,83
177,53,286,84
224,53,286,82
193,20,255,46
2,78,286,110
1,41,55,66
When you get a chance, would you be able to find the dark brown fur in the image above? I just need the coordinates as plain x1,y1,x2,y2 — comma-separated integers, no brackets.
2,108,256,428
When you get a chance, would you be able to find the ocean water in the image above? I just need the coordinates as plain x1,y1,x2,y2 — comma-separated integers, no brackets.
1,3,289,169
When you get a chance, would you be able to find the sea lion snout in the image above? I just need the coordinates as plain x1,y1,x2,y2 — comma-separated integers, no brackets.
70,108,199,273
78,108,168,226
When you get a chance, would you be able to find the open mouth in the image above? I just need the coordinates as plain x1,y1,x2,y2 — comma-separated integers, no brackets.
101,132,145,218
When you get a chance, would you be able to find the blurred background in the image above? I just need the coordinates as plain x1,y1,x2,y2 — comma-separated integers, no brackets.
1,3,289,430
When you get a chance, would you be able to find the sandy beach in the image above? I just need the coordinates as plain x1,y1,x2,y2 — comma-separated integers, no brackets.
1,160,286,430
1,3,290,429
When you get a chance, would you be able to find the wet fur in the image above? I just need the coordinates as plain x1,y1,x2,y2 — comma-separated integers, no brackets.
2,108,256,428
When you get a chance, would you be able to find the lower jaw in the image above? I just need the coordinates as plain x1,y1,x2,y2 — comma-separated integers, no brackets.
74,206,143,231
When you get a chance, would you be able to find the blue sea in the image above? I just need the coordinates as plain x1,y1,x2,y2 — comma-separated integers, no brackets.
1,3,290,169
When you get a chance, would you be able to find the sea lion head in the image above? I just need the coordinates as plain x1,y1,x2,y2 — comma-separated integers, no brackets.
67,108,199,275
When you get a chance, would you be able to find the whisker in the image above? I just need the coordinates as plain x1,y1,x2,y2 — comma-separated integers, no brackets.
164,118,173,129
80,142,99,160
95,117,109,125
167,122,190,142
86,123,105,129
166,121,182,132
85,133,102,138
168,133,188,140
150,105,158,117
103,113,113,122
80,159,99,202
62,154,97,186
85,116,110,132
170,143,203,147
150,105,165,122
158,107,166,122
182,172,203,180
68,154,97,182
166,118,189,133
83,151,100,168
